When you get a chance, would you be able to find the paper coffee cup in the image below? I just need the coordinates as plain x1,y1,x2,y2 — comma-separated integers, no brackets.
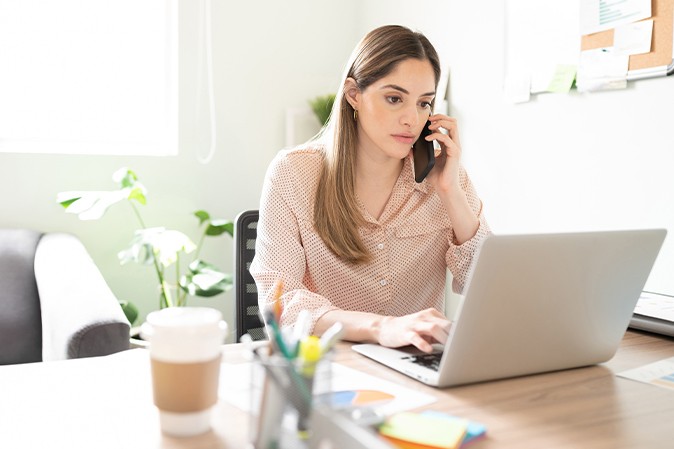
141,307,227,437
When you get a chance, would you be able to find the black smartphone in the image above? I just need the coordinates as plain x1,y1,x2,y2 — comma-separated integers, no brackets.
412,120,435,183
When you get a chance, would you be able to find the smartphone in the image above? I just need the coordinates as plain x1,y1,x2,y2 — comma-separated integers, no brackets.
412,120,435,183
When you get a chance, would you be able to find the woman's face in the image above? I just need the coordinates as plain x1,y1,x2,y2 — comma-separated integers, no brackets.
352,58,436,162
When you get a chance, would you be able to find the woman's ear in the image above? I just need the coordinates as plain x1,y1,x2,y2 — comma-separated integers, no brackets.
343,77,360,110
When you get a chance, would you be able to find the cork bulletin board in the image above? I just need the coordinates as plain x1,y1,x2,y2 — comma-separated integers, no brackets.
581,0,674,78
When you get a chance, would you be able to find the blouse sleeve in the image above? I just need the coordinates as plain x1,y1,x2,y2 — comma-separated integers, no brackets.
445,167,492,294
249,154,339,331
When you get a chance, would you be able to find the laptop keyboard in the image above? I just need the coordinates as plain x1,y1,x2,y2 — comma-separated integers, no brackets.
402,352,442,371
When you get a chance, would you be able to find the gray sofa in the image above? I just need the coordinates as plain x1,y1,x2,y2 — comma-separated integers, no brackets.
0,229,130,365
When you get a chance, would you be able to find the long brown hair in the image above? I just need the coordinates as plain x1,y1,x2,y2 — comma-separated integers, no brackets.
313,25,441,264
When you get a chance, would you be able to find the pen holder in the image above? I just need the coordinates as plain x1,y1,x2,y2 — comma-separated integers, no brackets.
251,344,333,449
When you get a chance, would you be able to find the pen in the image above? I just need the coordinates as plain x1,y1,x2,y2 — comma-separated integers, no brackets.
319,321,344,354
254,350,286,449
263,309,293,360
253,347,308,414
261,309,314,407
296,335,322,436
270,279,283,322
240,333,254,362
289,309,312,358
297,335,322,377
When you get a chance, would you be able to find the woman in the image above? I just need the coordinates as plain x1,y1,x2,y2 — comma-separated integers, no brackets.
250,25,491,353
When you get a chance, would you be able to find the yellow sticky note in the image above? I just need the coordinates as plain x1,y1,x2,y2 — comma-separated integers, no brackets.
379,412,468,449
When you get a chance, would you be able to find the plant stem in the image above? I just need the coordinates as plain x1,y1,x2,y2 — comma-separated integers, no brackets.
161,279,173,308
130,202,148,229
195,228,207,260
175,252,184,307
129,201,171,309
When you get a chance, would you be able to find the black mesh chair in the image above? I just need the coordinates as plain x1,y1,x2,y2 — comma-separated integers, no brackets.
234,210,266,341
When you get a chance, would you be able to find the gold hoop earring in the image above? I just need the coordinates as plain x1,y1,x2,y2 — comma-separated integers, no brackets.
353,109,358,121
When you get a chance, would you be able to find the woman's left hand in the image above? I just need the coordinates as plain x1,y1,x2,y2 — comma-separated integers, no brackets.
423,114,462,193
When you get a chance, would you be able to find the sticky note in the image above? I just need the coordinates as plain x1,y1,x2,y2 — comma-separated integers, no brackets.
546,64,577,94
378,412,468,449
420,411,487,446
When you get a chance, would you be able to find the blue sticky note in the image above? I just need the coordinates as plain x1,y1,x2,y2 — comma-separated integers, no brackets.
420,411,486,445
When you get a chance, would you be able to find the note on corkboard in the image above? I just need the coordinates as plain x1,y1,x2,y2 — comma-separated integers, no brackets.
581,0,673,71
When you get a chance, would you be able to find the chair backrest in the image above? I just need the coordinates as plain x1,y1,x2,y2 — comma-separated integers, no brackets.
234,210,266,341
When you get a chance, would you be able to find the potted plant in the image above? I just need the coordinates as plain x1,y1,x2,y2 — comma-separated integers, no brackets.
308,93,335,127
57,167,233,344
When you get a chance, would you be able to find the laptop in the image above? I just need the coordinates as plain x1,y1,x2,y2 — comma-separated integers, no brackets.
353,229,667,388
629,291,674,337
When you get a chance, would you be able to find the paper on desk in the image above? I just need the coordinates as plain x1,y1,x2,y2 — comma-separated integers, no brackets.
634,291,674,322
618,356,674,391
218,361,436,416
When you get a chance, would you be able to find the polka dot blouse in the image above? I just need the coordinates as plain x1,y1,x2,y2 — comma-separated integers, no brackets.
250,145,491,333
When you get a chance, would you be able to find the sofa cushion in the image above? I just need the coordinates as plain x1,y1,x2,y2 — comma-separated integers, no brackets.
35,233,130,361
0,229,43,365
67,321,131,359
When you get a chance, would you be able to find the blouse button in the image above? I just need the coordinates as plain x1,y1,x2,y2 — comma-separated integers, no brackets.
377,243,385,250
454,248,462,257
380,279,388,286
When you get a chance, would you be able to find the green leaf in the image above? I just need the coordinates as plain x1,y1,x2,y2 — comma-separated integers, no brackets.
206,219,234,237
118,237,156,266
194,210,210,225
111,168,147,204
128,187,147,205
113,167,139,189
59,199,79,209
118,299,139,326
180,260,232,297
187,259,219,274
57,190,132,221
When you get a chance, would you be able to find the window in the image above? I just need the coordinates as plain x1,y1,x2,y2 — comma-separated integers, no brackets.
0,0,178,156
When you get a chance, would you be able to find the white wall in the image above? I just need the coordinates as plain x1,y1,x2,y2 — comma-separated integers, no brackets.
441,2,674,296
2,1,671,338
0,0,358,340
357,1,674,309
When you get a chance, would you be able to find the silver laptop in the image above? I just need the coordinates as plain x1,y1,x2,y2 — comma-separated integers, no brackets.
353,229,667,388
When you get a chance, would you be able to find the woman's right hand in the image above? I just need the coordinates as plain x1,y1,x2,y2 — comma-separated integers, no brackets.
377,308,451,353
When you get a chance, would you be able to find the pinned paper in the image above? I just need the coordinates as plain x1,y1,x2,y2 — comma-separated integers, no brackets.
580,0,651,35
378,412,468,449
546,64,577,93
613,19,653,56
576,47,629,92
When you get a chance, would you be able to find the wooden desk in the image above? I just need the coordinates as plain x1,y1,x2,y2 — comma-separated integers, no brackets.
1,330,673,448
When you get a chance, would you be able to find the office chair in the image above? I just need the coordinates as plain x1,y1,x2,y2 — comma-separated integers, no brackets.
234,210,266,341
0,229,130,365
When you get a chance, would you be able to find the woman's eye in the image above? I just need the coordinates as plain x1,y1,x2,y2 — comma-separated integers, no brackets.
420,101,432,109
386,96,402,104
